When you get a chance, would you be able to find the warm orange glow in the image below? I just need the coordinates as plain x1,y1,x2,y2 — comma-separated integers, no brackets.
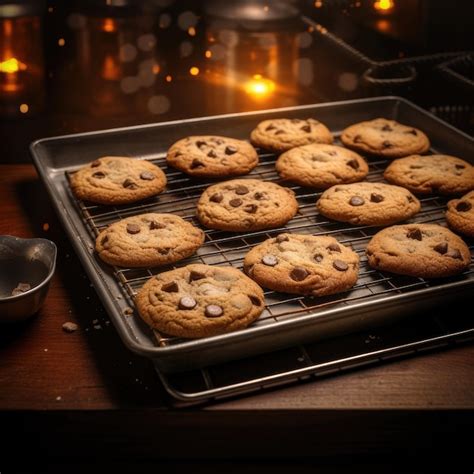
244,74,276,99
58,38,65,46
314,0,323,7
102,18,117,33
152,64,161,74
0,58,27,74
374,0,394,12
187,26,196,36
205,50,212,58
101,55,121,80
165,75,172,82
19,103,29,113
189,66,200,76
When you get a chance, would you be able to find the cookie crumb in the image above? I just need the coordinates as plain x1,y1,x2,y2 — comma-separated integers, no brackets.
93,324,102,330
62,322,78,333
56,396,62,401
11,282,31,296
123,307,134,316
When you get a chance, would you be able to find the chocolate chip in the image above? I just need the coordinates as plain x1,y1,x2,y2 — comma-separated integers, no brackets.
349,196,365,206
407,195,415,203
410,165,423,169
456,201,471,212
189,270,206,282
229,198,242,207
327,243,341,252
276,234,289,243
314,253,323,262
433,242,448,255
92,171,106,179
248,295,262,306
205,304,223,318
225,145,237,155
265,124,276,131
333,260,348,271
290,266,309,281
210,193,223,203
213,138,224,145
300,125,311,133
254,192,265,200
162,281,179,292
174,151,182,157
196,140,207,148
382,140,392,148
455,164,466,170
354,135,362,143
262,255,278,266
447,248,462,260
158,248,170,255
190,159,205,169
274,130,285,135
123,178,137,189
140,171,155,180
207,150,217,158
407,228,422,241
235,185,249,195
126,223,140,234
370,193,384,203
179,296,197,310
244,204,257,213
91,160,101,167
381,124,393,132
101,235,108,245
346,159,360,170
405,129,418,135
150,220,165,230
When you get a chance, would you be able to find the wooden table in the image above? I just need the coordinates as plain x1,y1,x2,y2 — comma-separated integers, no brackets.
1,165,473,469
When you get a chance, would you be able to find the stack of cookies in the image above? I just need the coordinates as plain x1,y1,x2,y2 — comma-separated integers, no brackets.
69,114,473,340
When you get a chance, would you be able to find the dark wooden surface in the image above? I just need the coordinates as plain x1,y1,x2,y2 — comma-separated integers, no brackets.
1,165,474,466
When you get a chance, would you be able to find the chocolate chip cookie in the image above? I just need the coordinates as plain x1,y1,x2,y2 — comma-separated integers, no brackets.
70,156,166,205
446,190,474,237
243,234,360,296
276,144,368,188
95,213,204,268
341,118,430,158
317,182,420,226
197,179,298,231
136,264,265,338
366,223,471,278
384,154,474,195
166,135,258,177
250,118,333,153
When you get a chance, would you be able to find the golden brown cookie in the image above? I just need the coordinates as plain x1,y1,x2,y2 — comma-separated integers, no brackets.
317,182,420,226
250,118,333,153
341,118,430,158
446,190,474,237
197,179,298,231
243,233,360,296
384,154,474,195
70,156,166,205
276,143,368,189
166,135,258,177
366,223,471,278
136,264,265,338
95,213,204,268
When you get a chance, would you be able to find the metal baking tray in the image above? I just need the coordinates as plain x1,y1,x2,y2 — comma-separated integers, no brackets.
30,96,474,374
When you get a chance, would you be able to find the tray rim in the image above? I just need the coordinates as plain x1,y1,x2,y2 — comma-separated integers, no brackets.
30,95,474,363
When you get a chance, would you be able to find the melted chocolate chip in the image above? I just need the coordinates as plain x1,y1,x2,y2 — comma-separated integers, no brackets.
290,266,309,281
162,281,179,292
405,129,418,135
370,193,384,203
244,204,258,213
235,185,249,195
100,235,108,245
276,234,289,243
274,130,285,135
262,255,278,266
327,243,341,252
447,248,462,260
149,220,165,230
410,165,423,169
213,138,224,145
407,195,415,203
314,253,323,262
248,295,262,306
456,201,471,212
381,124,393,132
140,171,155,180
407,228,422,241
92,171,106,179
254,192,265,200
354,135,362,143
174,151,182,157
91,160,101,167
158,248,170,255
210,193,223,203
433,242,448,255
205,304,223,318
346,159,360,170
189,270,206,282
455,164,466,170
265,124,276,131
196,140,207,148
123,178,137,189
179,296,197,310
207,150,217,158
333,260,348,271
225,145,238,155
126,223,140,234
190,159,205,169
349,196,365,206
229,198,242,207
382,140,392,148
300,125,311,133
